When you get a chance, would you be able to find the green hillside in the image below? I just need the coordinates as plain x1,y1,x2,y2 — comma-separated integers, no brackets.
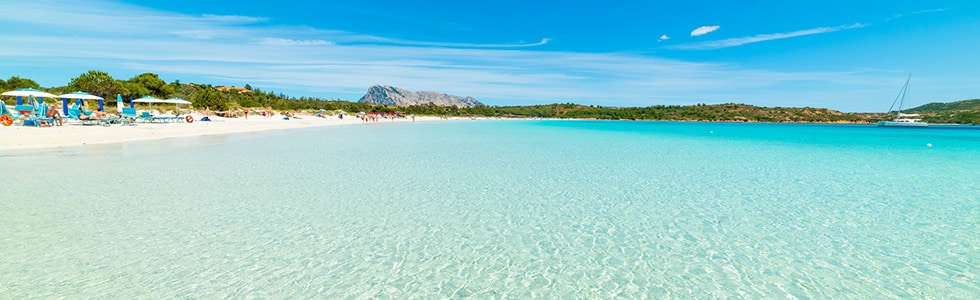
908,99,980,124
911,99,980,112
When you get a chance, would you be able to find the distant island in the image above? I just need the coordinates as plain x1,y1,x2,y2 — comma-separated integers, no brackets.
2,71,978,124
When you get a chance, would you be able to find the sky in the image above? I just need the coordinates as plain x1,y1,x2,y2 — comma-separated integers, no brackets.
1,0,978,112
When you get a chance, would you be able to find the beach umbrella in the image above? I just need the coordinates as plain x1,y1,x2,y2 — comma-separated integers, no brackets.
161,98,191,105
132,96,164,111
3,88,58,98
57,91,104,112
4,88,58,105
116,94,124,113
162,97,191,114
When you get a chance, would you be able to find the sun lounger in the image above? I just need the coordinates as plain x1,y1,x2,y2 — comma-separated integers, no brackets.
14,105,46,127
120,108,138,126
69,109,109,126
137,111,154,123
63,108,81,123
32,104,57,126
151,115,179,123
121,107,138,119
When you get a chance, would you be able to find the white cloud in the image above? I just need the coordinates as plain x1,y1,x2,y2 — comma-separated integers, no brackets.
658,34,670,42
259,38,334,46
201,14,269,23
690,25,720,37
887,8,949,21
913,8,949,15
675,23,865,50
357,37,551,48
171,30,221,40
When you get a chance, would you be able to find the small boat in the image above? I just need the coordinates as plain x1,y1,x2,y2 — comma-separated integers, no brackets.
878,74,927,127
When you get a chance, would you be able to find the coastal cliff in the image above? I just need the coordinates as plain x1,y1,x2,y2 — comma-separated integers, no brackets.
358,85,482,107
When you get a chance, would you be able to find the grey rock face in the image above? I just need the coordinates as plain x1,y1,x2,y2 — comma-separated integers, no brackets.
358,85,482,107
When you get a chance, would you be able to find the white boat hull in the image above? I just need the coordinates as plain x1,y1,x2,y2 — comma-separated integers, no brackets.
877,121,928,127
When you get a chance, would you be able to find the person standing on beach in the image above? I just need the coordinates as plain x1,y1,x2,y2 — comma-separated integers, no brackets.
243,107,249,119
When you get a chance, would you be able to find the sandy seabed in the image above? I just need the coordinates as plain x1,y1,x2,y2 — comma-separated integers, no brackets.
0,113,440,151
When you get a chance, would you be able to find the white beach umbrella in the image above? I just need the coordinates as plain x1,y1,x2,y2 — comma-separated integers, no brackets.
57,91,104,100
57,91,106,113
3,88,58,98
161,98,191,105
133,96,164,111
162,98,192,114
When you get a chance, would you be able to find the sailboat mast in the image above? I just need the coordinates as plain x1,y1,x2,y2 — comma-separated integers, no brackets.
887,74,912,113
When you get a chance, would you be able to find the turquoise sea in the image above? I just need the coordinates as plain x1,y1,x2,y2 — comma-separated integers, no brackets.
1,120,978,298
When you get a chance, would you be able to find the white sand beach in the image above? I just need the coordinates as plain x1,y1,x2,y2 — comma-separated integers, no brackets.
0,113,438,151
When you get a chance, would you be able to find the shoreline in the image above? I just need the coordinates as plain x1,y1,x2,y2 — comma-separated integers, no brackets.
5,116,972,152
0,113,443,151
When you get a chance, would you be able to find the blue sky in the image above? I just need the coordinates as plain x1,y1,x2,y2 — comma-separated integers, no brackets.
1,0,977,112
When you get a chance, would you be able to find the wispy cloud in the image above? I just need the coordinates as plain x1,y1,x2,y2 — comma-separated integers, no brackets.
356,37,551,48
913,8,950,15
690,25,720,37
201,14,269,23
258,38,334,46
658,35,670,42
675,23,865,50
887,7,950,21
171,30,221,40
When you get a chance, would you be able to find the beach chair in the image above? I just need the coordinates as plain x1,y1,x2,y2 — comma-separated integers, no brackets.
14,105,43,127
120,108,138,126
64,108,83,123
121,107,137,119
152,115,178,123
32,104,57,126
97,115,120,127
138,111,154,123
72,109,106,126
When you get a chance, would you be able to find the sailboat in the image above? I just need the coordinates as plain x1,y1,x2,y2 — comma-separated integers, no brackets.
877,74,927,127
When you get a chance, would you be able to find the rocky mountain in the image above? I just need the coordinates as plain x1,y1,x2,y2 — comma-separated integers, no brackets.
358,85,482,107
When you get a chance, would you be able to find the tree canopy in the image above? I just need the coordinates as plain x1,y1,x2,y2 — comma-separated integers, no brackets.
68,70,125,98
1,76,41,91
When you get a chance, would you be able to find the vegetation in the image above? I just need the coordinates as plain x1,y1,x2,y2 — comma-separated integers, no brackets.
401,102,875,123
1,71,977,124
0,76,42,91
908,99,980,124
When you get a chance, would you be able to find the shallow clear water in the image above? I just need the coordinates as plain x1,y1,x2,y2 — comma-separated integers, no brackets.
2,121,978,298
